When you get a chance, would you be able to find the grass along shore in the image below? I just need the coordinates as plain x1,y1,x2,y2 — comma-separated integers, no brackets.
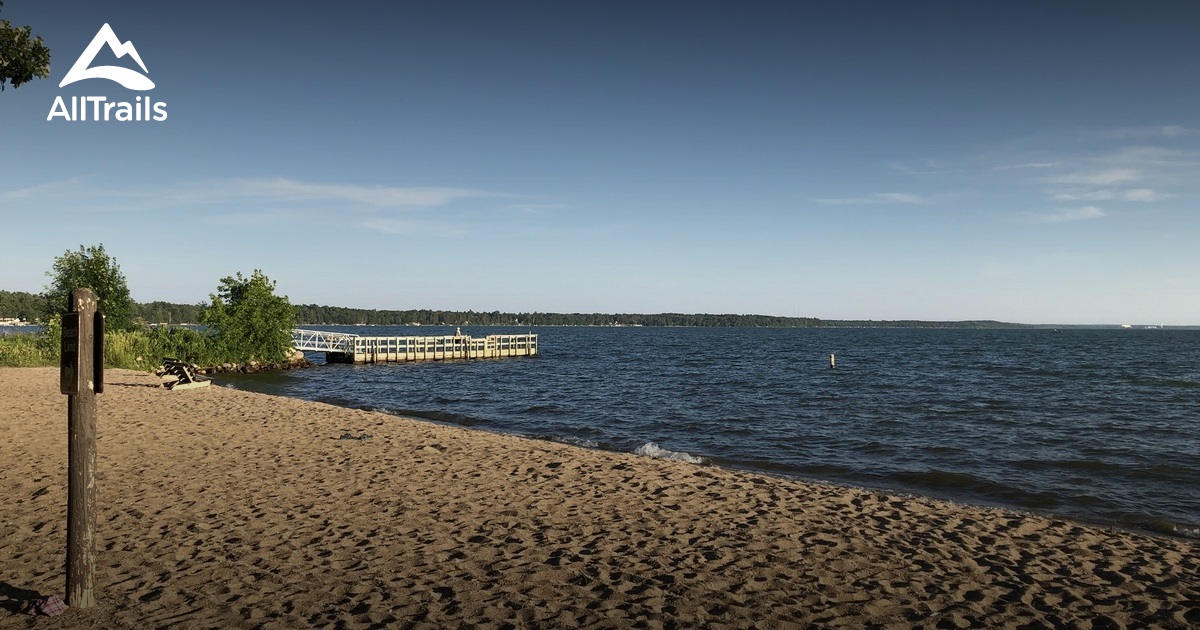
0,326,300,372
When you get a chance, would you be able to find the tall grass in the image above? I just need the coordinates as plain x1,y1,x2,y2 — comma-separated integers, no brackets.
0,332,56,367
0,326,242,371
105,326,229,369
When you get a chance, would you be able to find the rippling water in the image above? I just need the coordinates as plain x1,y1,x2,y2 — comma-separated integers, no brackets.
217,326,1200,536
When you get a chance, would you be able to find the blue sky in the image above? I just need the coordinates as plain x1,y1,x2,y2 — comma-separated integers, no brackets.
2,1,1198,324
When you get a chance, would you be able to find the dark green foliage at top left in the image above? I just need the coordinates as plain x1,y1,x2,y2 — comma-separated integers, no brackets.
0,1,51,91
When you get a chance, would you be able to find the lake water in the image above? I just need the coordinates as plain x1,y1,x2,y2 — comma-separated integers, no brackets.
215,326,1199,537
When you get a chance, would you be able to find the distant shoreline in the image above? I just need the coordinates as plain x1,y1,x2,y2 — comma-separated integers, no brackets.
3,290,1195,329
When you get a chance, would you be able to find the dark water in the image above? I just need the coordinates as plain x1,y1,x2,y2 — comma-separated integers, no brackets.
217,326,1200,537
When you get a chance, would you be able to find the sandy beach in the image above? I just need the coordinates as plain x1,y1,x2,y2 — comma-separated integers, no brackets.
1,367,1196,628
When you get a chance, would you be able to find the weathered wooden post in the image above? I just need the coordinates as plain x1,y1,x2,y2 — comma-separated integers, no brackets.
61,288,102,608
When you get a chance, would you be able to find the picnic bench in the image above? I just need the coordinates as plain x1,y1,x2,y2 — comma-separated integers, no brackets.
157,358,211,390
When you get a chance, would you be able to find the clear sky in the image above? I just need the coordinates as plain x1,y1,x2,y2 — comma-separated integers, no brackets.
2,1,1198,324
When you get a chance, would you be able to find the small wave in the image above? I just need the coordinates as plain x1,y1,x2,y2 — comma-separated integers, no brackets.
634,442,704,464
894,469,1063,509
1144,520,1200,540
1174,525,1200,539
391,408,481,427
552,435,599,449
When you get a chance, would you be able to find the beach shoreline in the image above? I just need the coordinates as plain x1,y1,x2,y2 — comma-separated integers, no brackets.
2,367,1196,628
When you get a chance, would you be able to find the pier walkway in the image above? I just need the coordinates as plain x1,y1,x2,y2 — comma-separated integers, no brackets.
291,329,538,364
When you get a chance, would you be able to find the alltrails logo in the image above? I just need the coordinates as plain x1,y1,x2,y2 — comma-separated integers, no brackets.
47,23,168,122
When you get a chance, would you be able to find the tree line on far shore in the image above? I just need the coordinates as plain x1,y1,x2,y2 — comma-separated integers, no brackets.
288,307,1024,329
0,290,209,327
4,287,1026,330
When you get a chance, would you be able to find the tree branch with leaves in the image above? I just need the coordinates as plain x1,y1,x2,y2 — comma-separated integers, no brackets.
0,1,51,91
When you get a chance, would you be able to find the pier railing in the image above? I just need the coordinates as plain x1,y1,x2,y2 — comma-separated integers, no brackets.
292,329,358,353
292,329,537,364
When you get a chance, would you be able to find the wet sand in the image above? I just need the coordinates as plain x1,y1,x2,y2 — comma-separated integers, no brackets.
1,367,1196,628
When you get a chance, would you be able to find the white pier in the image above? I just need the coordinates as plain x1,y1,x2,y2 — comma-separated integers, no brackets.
291,329,538,364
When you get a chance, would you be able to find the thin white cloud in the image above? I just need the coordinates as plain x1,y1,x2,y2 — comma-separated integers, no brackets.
0,177,160,210
993,162,1060,171
1083,125,1199,140
1020,142,1198,208
219,177,502,208
1049,188,1167,202
1035,206,1106,223
1,176,510,211
1043,168,1140,186
817,192,926,205
1094,145,1200,168
360,218,419,234
1120,188,1168,202
876,192,924,203
0,176,521,238
1161,125,1197,137
1049,190,1115,202
1,177,88,199
360,218,466,237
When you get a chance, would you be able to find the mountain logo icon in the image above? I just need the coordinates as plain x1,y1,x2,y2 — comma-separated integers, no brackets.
59,23,155,90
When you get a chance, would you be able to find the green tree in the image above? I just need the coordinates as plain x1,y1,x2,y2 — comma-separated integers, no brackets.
43,244,135,330
0,1,51,91
201,270,296,363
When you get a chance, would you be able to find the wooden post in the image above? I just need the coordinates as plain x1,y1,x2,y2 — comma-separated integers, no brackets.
829,353,836,369
63,288,99,608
